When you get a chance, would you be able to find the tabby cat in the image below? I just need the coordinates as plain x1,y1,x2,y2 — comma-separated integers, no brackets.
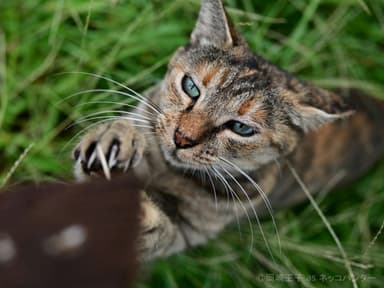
73,0,384,260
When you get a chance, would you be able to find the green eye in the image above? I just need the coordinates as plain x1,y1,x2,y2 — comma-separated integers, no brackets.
227,121,256,137
181,75,200,99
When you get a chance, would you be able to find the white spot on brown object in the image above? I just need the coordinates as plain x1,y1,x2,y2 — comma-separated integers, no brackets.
0,233,16,264
43,224,87,256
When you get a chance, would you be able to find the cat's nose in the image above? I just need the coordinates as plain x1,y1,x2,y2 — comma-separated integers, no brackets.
174,128,198,149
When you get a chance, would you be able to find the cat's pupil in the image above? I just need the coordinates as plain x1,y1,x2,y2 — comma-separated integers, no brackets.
227,121,255,137
181,75,200,99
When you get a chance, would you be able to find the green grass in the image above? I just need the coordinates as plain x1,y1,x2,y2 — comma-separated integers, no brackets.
1,0,384,287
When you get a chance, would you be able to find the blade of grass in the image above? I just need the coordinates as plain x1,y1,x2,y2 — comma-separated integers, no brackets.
287,161,358,288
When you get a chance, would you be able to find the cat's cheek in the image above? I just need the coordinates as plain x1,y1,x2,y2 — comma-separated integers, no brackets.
229,149,279,170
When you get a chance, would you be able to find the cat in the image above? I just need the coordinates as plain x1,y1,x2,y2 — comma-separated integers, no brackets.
73,0,384,260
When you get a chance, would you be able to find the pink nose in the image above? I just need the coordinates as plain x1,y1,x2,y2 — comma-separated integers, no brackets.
174,128,198,149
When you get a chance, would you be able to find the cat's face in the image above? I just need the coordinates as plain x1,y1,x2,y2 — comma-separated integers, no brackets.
156,46,297,170
154,0,352,171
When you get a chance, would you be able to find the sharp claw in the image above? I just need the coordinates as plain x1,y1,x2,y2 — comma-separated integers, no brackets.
73,148,80,161
96,144,111,181
108,144,119,168
123,161,130,173
87,149,97,170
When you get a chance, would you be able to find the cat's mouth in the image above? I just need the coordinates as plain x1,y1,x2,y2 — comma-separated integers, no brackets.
164,147,207,168
159,142,215,170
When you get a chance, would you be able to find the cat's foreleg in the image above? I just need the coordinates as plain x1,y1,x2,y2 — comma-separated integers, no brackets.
136,191,188,259
72,119,192,259
137,187,233,259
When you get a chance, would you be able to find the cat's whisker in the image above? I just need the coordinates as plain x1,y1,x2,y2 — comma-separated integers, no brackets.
218,163,276,263
200,169,206,185
204,166,218,211
59,71,163,113
210,166,231,210
212,167,253,253
75,101,155,118
210,167,243,238
110,118,154,130
66,88,162,116
86,119,153,134
67,110,151,128
197,169,205,188
273,158,282,175
67,116,152,130
74,109,152,122
219,157,282,255
112,110,154,122
76,101,155,117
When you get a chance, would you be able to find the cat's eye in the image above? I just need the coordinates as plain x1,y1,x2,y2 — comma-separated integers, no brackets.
181,75,200,99
226,121,256,137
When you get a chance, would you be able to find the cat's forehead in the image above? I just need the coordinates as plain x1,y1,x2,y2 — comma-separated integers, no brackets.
174,46,273,98
179,46,251,72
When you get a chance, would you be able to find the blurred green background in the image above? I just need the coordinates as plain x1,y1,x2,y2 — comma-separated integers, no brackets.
0,0,383,287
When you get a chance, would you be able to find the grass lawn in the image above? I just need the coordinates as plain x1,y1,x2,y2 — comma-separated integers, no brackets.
1,0,384,287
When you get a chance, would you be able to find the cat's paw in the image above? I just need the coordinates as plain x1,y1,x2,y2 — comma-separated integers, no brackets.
73,120,145,181
137,192,176,260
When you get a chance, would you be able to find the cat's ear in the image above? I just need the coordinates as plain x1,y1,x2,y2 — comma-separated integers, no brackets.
287,90,355,132
190,0,245,48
